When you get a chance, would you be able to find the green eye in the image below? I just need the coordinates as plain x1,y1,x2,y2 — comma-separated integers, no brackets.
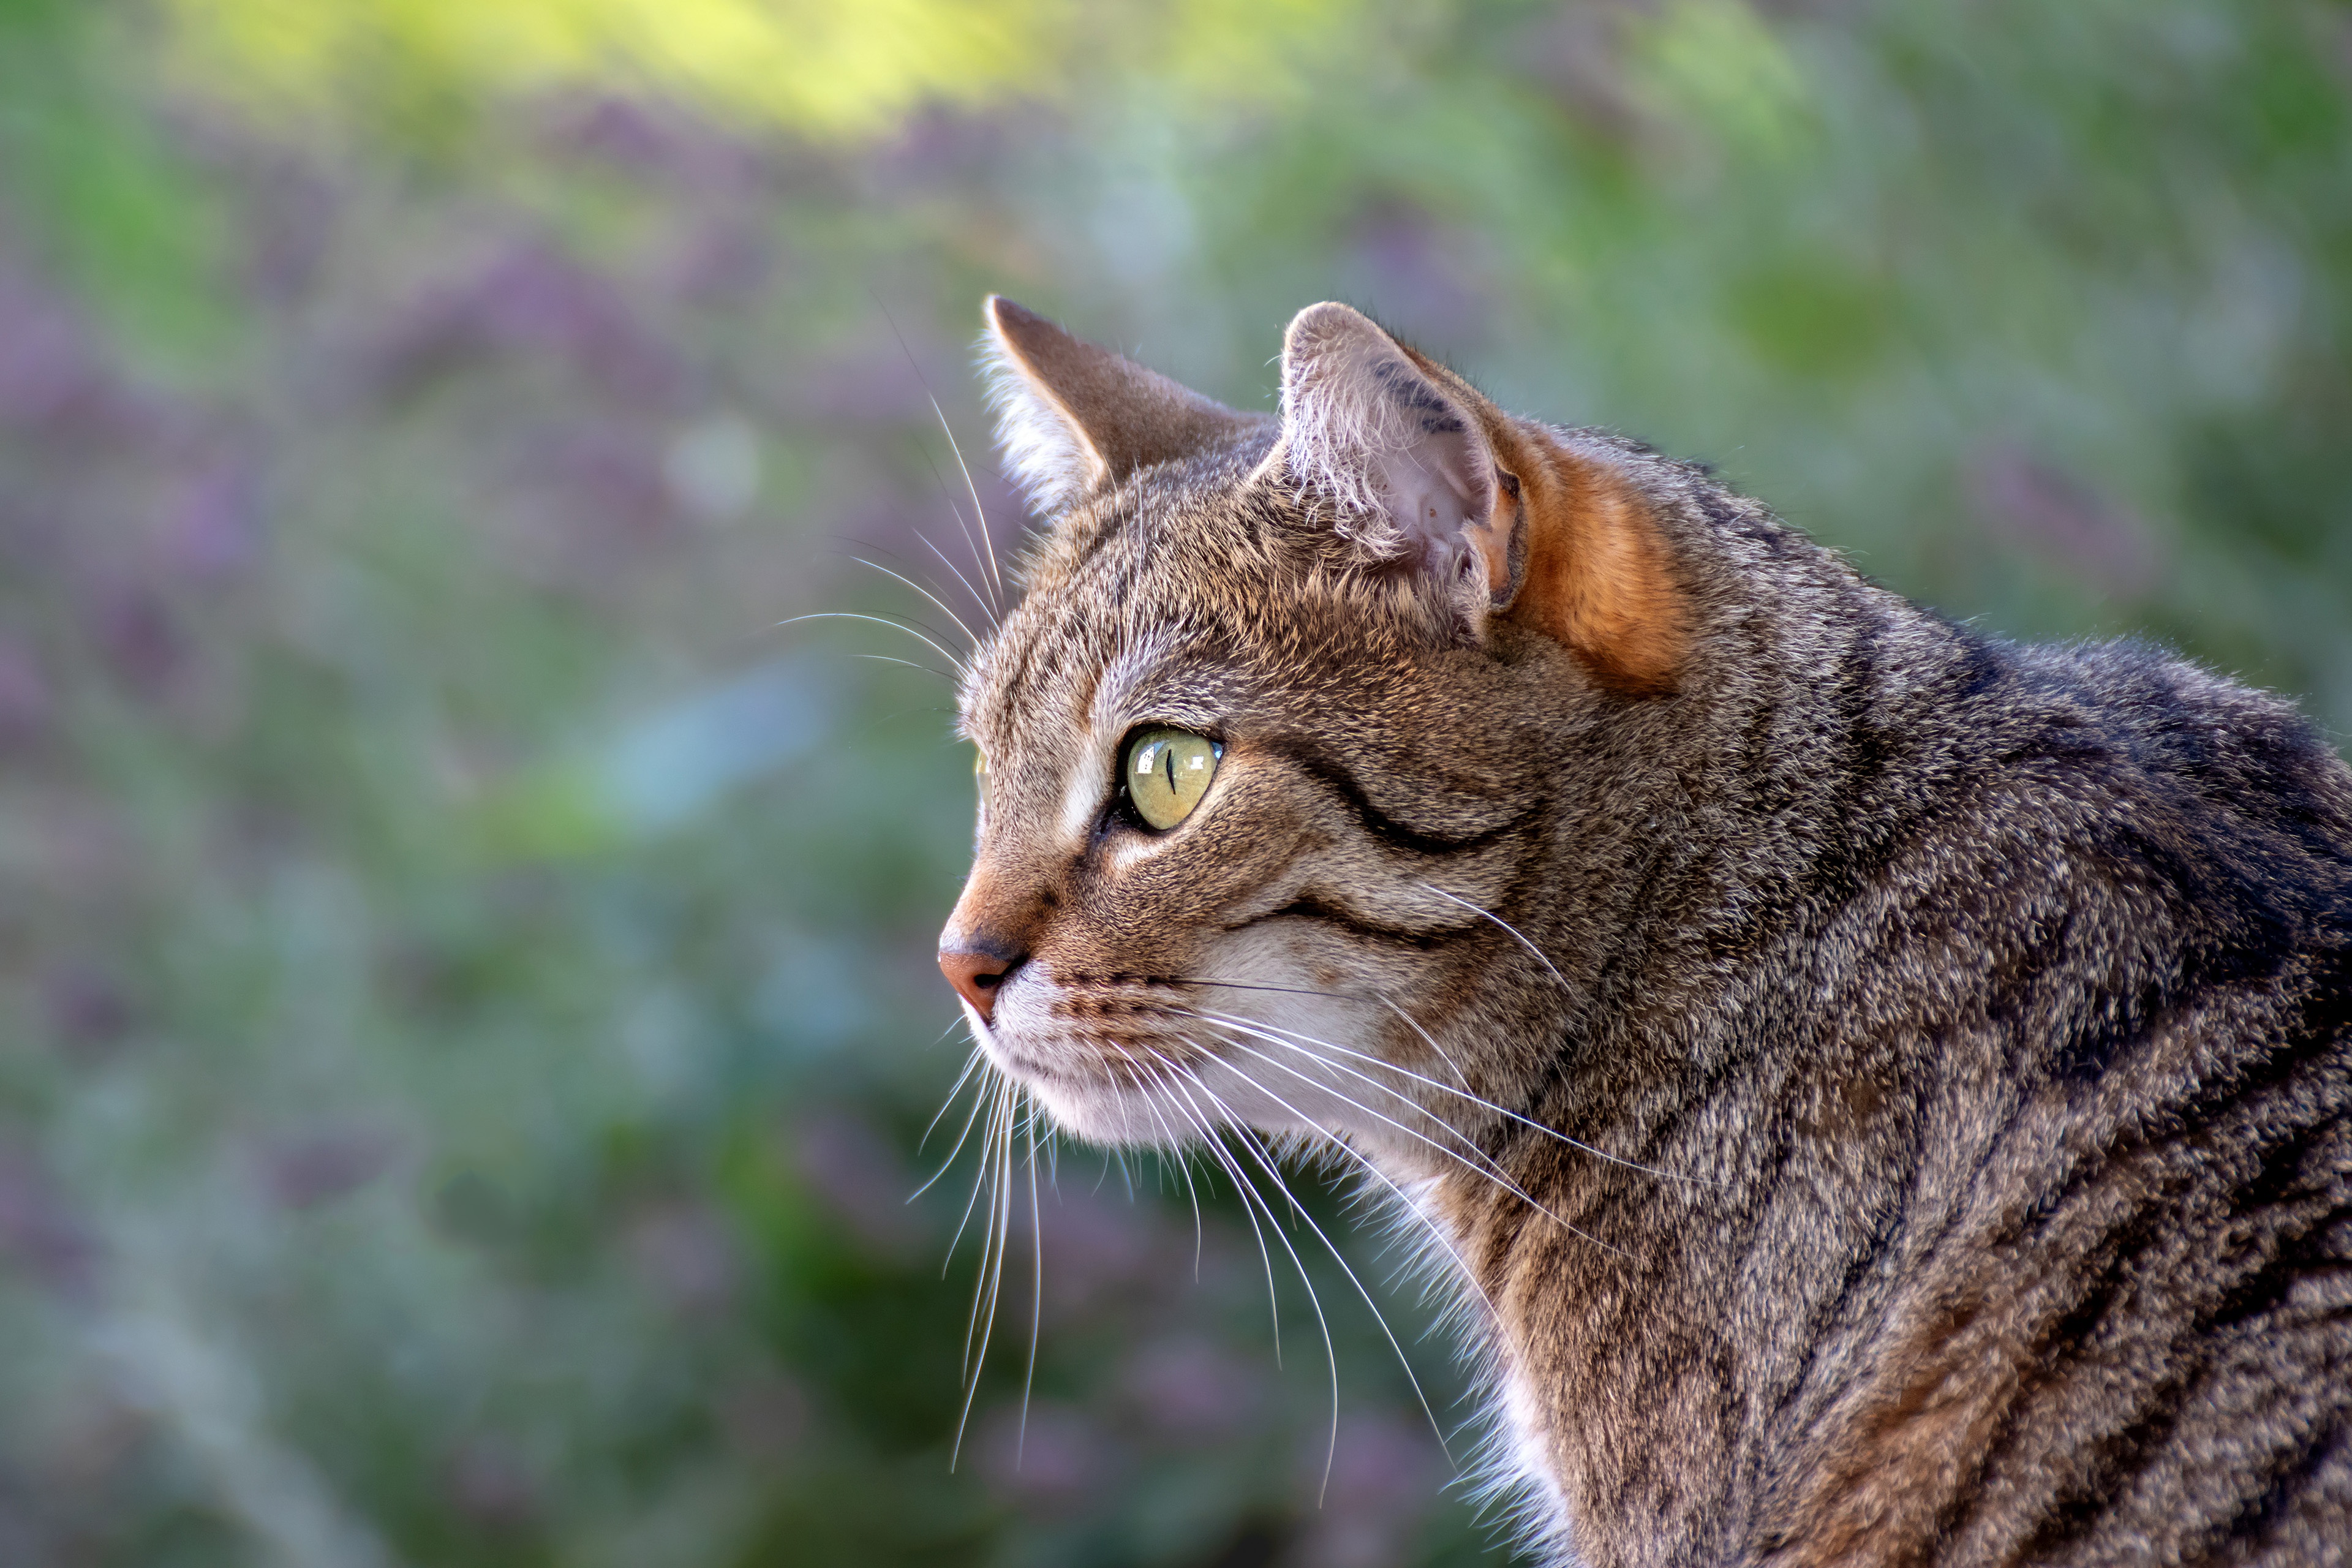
1125,728,1221,831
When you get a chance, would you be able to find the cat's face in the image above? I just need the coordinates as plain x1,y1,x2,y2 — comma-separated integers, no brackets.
941,298,1687,1165
949,449,1533,1153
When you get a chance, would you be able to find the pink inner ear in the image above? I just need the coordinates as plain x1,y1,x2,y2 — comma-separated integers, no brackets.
1276,303,1502,588
1373,412,1495,579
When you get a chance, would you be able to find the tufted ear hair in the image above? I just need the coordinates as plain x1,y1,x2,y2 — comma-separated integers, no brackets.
1272,301,1686,693
980,296,1260,516
1270,300,1512,590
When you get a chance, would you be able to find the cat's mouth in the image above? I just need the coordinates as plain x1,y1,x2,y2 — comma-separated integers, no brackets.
965,980,1235,1142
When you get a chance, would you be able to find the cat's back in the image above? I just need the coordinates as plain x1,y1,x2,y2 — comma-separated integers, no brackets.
1760,631,2352,1568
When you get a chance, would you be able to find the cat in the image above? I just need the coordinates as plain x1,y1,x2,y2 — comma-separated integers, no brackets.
935,295,2352,1567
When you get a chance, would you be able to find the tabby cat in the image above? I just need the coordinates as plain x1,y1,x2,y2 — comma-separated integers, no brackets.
934,296,2352,1567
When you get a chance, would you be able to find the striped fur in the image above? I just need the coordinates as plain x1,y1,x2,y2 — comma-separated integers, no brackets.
940,300,2352,1566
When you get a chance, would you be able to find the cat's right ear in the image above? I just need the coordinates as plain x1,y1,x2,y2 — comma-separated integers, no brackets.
1272,301,1686,693
980,297,1258,516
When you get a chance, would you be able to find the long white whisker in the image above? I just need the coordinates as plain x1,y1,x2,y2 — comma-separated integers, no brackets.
1419,881,1569,990
940,1069,1005,1273
873,295,1005,620
1131,1066,1208,1280
849,557,982,652
918,1045,988,1151
1142,1052,1283,1363
1151,1056,1341,1502
1199,1005,1707,1189
958,1078,1011,1377
1177,1050,1458,1466
776,611,971,679
846,652,959,683
1375,993,1475,1093
952,1076,1019,1466
915,530,1000,633
1020,1094,1043,1466
912,1050,993,1207
1194,1017,1627,1260
927,392,1006,612
1174,1033,1497,1318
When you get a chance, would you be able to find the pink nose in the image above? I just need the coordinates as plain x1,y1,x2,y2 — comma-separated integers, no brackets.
939,945,1021,1023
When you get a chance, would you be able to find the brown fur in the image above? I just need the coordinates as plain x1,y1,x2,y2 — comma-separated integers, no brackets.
937,299,2352,1567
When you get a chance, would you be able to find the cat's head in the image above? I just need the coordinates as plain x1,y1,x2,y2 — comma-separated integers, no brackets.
940,297,1694,1163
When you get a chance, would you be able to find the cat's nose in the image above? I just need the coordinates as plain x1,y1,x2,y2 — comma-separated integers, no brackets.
940,943,1023,1024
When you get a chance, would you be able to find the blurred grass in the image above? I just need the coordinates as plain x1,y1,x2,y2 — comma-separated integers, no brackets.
0,2,2346,1566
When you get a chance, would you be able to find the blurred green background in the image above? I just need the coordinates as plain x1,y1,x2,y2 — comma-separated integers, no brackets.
0,1,2345,1564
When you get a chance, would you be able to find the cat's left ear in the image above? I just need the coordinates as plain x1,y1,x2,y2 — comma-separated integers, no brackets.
981,296,1260,516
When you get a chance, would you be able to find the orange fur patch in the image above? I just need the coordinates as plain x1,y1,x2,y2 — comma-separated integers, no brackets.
1501,430,1686,695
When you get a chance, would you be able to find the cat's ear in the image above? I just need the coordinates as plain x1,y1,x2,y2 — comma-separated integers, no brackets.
1270,301,1513,595
1273,301,1686,693
980,296,1257,516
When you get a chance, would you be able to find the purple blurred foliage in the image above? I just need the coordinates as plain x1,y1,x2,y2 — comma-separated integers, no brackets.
262,1124,400,1211
624,1199,741,1316
859,107,1024,196
1967,442,2166,598
447,1439,541,1529
1289,1414,1446,1568
1519,4,1642,137
91,585,188,697
157,444,267,581
361,239,686,410
42,963,135,1054
0,246,148,444
1033,1182,1170,1325
546,97,768,196
973,1400,1114,1513
0,639,53,750
241,165,339,306
505,417,687,569
786,1111,928,1261
719,1368,811,1460
1345,202,1491,352
778,322,953,429
663,213,777,307
1118,1332,1264,1442
0,1144,100,1301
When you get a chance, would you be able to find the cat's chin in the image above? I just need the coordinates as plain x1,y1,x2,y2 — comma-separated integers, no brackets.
1015,1075,1173,1148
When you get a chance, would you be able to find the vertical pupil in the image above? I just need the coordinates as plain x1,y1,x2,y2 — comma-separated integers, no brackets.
1164,745,1178,791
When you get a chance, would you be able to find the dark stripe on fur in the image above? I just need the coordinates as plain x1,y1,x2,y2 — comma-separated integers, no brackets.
1228,895,1471,951
1256,733,1531,857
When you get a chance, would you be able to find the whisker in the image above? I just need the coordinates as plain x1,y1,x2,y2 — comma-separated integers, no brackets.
1129,1071,1209,1281
952,1076,1017,1466
958,1077,1011,1375
1191,1016,1629,1261
1177,1052,1459,1467
926,391,1008,614
1183,1039,1498,1318
915,531,1001,635
1419,881,1569,990
777,611,972,680
940,1067,1005,1275
1149,1055,1342,1501
848,652,960,684
1373,994,1476,1094
911,1049,992,1206
1141,1054,1283,1361
1200,1003,1709,1189
848,556,982,652
873,294,1005,620
918,1044,989,1149
1020,1093,1043,1466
